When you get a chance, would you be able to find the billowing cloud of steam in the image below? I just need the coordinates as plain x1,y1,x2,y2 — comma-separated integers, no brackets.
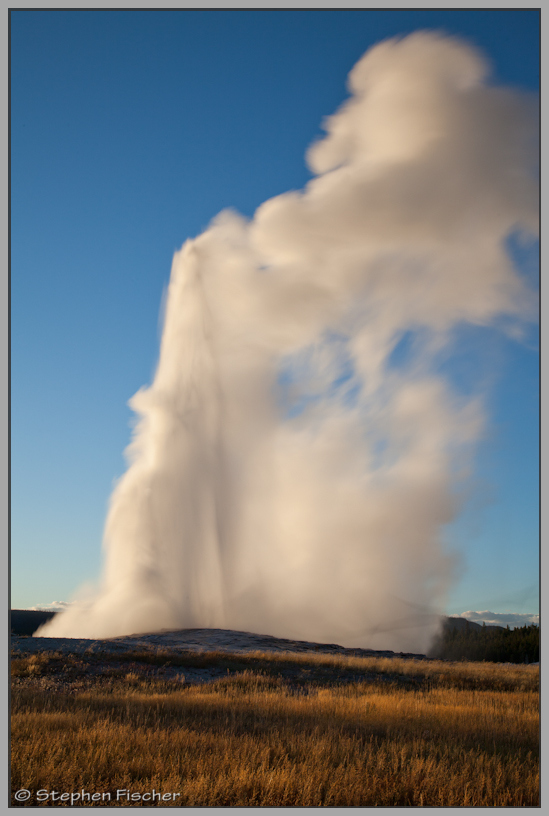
37,33,538,652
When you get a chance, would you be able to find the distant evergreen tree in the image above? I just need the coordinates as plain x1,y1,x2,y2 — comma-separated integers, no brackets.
429,621,539,663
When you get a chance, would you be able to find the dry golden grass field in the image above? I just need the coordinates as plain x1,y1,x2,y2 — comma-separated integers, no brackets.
11,647,539,807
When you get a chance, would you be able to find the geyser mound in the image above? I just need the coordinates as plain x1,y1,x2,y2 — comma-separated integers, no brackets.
37,32,538,653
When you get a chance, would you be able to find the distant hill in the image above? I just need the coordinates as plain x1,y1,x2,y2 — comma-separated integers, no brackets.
443,616,505,633
10,609,58,636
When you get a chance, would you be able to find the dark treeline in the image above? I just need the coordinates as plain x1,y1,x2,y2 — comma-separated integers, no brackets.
429,620,539,663
10,610,57,636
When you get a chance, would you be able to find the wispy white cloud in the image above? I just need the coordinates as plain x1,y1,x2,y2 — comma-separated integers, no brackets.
457,611,539,629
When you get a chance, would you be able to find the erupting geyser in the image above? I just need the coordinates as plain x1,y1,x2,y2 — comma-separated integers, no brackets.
37,33,538,652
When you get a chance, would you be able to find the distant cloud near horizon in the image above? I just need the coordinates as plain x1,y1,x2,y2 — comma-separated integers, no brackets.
26,601,74,612
456,611,539,629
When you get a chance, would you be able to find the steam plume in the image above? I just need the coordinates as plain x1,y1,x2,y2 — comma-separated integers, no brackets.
38,33,538,651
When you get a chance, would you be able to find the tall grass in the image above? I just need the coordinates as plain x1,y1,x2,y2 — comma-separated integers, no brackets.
11,652,539,806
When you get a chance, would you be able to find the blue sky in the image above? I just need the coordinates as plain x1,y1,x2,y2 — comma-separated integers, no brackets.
11,9,539,618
